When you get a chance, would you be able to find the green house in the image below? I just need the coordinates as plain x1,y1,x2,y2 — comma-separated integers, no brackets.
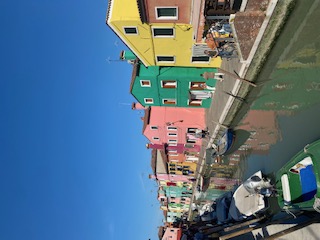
124,51,218,108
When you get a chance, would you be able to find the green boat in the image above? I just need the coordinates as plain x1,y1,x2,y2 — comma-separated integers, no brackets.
276,139,320,212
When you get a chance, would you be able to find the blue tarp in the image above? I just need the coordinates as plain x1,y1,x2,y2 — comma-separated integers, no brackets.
300,165,317,201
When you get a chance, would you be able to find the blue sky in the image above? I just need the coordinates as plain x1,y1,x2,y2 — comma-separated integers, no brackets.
0,0,162,239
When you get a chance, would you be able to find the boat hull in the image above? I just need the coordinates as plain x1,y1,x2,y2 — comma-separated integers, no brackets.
276,139,320,211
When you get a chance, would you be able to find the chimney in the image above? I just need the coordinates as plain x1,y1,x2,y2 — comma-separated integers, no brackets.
149,174,156,179
132,102,147,110
146,143,164,150
119,50,136,61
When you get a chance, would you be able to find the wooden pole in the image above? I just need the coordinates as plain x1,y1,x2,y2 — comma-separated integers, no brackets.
219,211,305,240
218,68,257,87
265,216,320,240
223,215,266,232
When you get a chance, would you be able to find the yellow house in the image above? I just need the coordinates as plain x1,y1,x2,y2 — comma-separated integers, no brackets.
168,161,197,177
106,0,221,68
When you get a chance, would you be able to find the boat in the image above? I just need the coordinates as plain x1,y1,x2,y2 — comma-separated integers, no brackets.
197,172,273,224
229,171,273,221
207,129,235,161
276,140,320,212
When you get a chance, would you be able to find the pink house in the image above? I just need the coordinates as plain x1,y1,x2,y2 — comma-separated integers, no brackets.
162,227,182,240
133,102,207,157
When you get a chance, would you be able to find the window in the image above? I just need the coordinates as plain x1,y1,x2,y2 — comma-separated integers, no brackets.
187,139,196,143
140,80,151,87
184,143,194,148
191,56,210,63
150,126,158,130
168,143,177,146
156,7,178,20
188,99,202,106
168,139,177,143
161,80,177,88
144,98,154,104
163,99,176,105
123,27,138,35
156,56,175,63
190,82,206,90
168,133,177,137
187,128,197,133
152,28,174,37
153,137,160,141
167,126,177,131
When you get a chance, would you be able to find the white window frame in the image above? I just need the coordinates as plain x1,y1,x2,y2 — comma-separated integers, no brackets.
167,126,177,131
155,7,178,20
144,98,154,104
153,137,160,141
169,154,179,157
123,26,138,35
168,143,177,146
152,27,175,38
191,56,210,63
188,99,203,106
156,56,175,63
150,126,158,130
168,133,177,137
161,80,177,88
168,139,177,143
162,98,177,105
140,80,151,87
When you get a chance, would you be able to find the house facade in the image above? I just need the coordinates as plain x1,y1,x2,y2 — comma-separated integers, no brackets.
138,104,206,146
106,0,222,68
127,53,218,108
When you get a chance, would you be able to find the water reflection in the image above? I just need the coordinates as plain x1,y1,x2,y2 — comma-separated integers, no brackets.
235,0,320,179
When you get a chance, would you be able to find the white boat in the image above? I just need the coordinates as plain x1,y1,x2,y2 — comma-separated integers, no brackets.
229,171,273,221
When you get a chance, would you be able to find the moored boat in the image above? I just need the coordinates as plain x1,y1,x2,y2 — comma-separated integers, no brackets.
229,171,273,221
276,139,320,212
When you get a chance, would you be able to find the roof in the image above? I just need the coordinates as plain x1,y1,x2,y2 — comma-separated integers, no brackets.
158,226,165,240
150,149,157,174
129,59,140,94
150,149,168,175
136,0,148,23
142,107,151,133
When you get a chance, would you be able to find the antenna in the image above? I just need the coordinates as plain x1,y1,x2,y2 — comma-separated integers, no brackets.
118,102,132,106
114,41,119,47
105,56,123,64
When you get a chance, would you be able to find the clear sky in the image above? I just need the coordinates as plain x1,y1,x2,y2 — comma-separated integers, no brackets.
0,0,163,239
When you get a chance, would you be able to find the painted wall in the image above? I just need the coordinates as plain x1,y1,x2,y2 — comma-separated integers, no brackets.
131,63,218,108
146,0,191,24
168,162,197,177
107,0,222,67
143,106,206,146
149,173,195,182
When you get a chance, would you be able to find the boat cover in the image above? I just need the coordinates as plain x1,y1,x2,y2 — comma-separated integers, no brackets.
300,165,317,201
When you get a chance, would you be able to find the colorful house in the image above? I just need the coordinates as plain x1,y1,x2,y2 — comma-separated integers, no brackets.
126,53,218,108
161,227,182,240
135,103,206,148
106,0,222,68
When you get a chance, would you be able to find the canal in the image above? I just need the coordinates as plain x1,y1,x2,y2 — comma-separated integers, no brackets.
228,0,320,180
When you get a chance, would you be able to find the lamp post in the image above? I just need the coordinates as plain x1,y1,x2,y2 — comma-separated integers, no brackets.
166,120,184,126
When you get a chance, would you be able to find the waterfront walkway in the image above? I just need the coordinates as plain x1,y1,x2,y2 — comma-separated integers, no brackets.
189,0,295,219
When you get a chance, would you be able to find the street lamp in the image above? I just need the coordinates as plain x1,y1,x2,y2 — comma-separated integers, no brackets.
166,120,183,126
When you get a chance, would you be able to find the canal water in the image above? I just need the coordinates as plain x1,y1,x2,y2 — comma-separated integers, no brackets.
229,0,320,180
